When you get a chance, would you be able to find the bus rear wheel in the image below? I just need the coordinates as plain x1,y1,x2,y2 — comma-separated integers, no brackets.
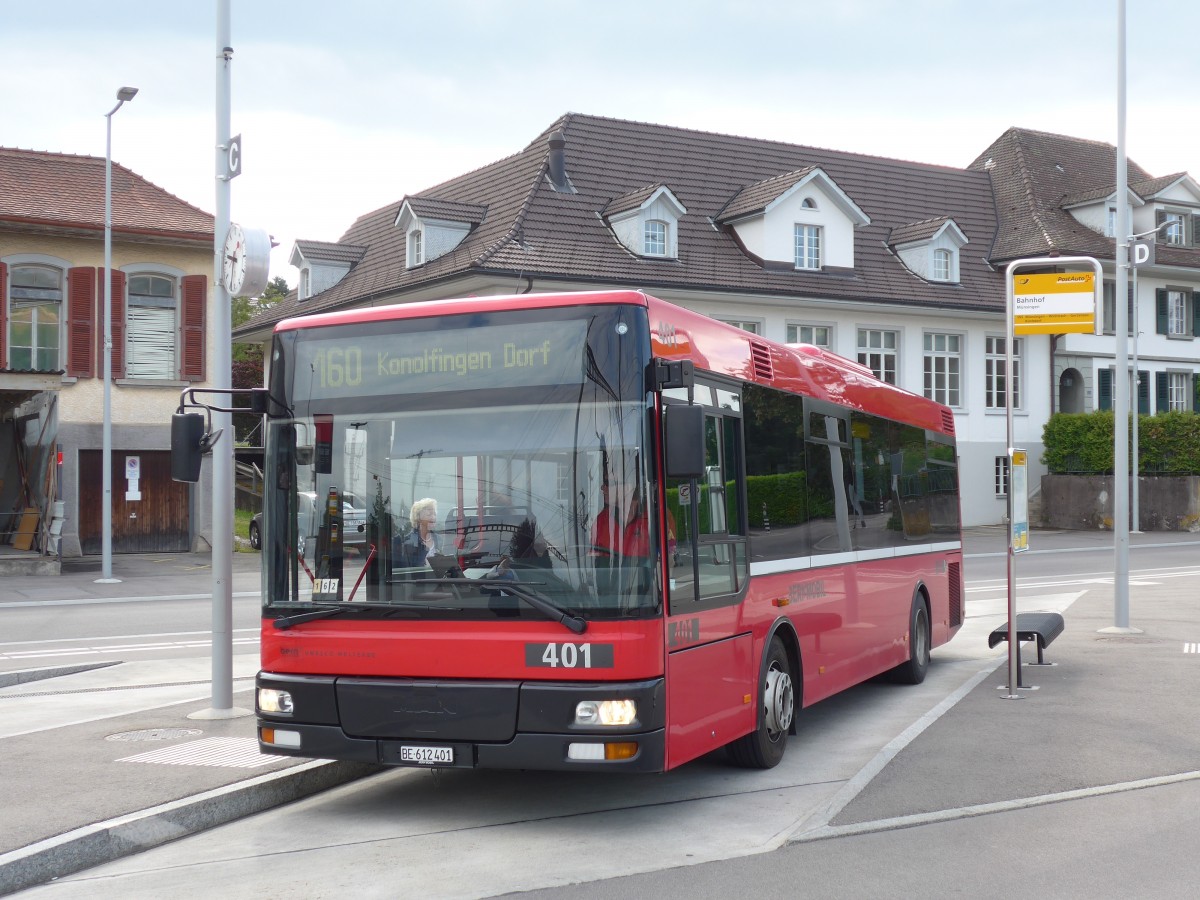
889,595,931,685
728,636,794,769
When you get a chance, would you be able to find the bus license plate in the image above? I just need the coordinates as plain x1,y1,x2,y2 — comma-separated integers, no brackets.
399,745,454,765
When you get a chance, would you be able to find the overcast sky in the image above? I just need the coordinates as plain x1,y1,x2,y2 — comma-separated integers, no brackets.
4,1,1197,285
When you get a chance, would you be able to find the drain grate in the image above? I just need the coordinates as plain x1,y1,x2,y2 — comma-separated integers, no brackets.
106,728,203,742
118,736,276,769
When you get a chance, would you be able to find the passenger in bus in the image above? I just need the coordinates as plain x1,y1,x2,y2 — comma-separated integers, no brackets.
395,497,441,568
591,477,623,556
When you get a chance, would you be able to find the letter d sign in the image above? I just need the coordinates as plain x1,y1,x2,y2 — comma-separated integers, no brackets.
1132,240,1154,267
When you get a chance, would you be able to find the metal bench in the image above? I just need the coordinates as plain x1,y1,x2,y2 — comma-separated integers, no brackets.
988,611,1065,666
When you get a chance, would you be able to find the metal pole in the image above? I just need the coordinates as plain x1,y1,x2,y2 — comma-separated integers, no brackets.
1111,0,1132,631
97,92,133,585
1131,263,1140,533
1003,267,1020,698
191,0,247,719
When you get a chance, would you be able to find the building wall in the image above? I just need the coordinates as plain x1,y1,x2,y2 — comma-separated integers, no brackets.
2,232,214,556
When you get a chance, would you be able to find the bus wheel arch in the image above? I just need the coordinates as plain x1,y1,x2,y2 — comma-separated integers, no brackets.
727,622,801,769
890,585,931,685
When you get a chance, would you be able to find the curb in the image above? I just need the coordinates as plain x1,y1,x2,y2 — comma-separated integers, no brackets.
0,759,380,897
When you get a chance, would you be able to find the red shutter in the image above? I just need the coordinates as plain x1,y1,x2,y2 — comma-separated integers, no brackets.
181,274,207,381
108,269,127,379
67,267,97,377
0,262,7,370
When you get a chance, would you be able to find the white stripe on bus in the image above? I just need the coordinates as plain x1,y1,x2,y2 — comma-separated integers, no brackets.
749,541,962,577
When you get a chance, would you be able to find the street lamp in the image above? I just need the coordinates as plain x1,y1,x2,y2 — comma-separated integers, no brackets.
97,85,138,585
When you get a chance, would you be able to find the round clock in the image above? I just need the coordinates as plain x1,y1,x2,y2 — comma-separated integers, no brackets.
222,222,272,297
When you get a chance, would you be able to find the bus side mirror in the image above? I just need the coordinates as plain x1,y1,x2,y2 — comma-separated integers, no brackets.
249,388,270,415
664,404,705,479
171,413,206,482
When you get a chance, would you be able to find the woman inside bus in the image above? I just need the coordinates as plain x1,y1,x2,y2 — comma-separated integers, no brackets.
395,497,441,568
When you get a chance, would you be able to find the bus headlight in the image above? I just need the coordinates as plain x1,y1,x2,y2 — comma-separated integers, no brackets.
258,688,294,715
575,699,637,727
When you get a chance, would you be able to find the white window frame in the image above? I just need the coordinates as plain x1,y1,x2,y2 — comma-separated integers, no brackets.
994,455,1010,497
644,220,667,256
1167,289,1188,336
1162,211,1187,246
985,335,1022,410
922,332,962,407
785,323,832,348
794,224,822,270
6,262,65,372
720,319,762,335
1167,371,1190,411
932,248,952,282
407,229,424,267
125,270,180,381
857,328,898,384
299,267,311,300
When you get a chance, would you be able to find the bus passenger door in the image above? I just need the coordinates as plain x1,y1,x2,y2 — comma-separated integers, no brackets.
662,393,754,769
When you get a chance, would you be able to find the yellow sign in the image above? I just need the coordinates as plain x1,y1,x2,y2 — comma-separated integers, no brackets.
1012,272,1096,335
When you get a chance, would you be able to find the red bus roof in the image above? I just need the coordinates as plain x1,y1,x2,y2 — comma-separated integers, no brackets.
274,289,954,437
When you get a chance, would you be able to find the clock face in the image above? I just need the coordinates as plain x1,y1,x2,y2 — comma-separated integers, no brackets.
222,223,246,294
222,223,270,297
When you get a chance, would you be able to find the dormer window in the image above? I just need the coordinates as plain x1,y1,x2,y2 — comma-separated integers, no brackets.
717,167,869,272
604,185,686,260
299,268,311,300
889,217,967,284
408,229,424,266
644,220,667,256
794,224,822,270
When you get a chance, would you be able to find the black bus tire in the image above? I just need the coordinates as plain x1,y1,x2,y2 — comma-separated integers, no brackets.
890,593,931,685
728,636,794,769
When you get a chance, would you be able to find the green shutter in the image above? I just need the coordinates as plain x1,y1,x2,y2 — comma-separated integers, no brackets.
1156,372,1168,414
1194,374,1200,413
1156,289,1169,335
1098,368,1113,411
1137,370,1149,414
1193,292,1200,337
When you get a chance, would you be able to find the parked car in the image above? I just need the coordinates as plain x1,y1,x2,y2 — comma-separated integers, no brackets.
249,491,366,553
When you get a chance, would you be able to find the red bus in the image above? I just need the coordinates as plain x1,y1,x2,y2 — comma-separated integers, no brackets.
251,290,963,772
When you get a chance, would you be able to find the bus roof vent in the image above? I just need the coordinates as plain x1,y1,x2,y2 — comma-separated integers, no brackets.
941,409,956,434
749,340,774,381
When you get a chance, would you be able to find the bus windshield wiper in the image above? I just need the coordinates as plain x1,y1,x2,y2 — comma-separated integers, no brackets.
273,601,401,630
416,577,588,634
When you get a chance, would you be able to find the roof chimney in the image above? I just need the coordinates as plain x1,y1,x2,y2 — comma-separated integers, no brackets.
548,129,574,193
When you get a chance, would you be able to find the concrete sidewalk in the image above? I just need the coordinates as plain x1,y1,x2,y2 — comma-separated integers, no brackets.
1,529,1197,896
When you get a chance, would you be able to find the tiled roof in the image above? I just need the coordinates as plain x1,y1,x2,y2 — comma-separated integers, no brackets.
293,239,367,265
717,167,818,222
966,127,1198,267
603,184,668,217
1060,173,1188,208
236,113,1008,336
0,147,214,241
889,217,954,246
403,197,488,224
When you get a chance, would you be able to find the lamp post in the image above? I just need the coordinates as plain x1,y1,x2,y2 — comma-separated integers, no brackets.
97,86,138,585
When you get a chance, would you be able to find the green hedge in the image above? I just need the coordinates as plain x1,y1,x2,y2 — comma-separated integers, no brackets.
1042,411,1200,474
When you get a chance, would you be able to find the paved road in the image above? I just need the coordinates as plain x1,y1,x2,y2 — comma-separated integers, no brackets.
5,531,1198,898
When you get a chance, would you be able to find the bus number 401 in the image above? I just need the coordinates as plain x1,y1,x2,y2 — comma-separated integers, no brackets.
526,642,614,668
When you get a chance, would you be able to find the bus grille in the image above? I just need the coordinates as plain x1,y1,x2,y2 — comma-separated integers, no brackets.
948,561,963,627
941,409,956,434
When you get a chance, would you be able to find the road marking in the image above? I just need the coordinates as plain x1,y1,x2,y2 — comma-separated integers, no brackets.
1185,643,1199,654
118,736,276,769
790,770,1200,843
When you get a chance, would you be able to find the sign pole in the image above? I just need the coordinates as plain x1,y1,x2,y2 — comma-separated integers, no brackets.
1002,256,1102,698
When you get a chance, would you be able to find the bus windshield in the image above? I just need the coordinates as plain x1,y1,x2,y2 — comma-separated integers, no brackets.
261,304,658,622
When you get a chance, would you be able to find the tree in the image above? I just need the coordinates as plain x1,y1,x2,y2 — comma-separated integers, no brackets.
232,275,289,363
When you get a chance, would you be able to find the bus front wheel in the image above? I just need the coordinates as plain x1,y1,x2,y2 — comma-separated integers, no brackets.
728,636,794,769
